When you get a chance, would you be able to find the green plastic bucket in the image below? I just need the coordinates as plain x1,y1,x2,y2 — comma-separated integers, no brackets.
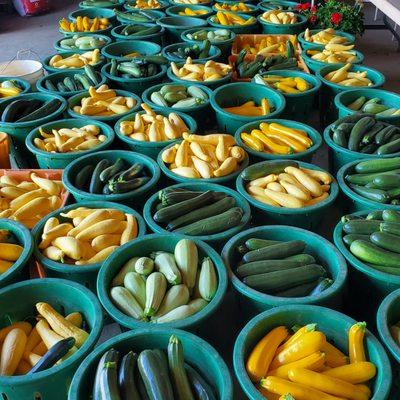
42,52,105,74
158,141,250,186
67,89,141,124
316,64,386,125
0,76,30,98
222,225,347,319
115,109,197,159
210,82,286,134
143,182,252,249
335,88,400,126
207,13,258,34
101,40,161,61
236,160,339,229
101,62,167,96
212,3,258,15
124,0,169,12
302,49,364,74
36,70,107,98
254,70,321,122
62,149,161,205
215,0,254,3
157,16,208,43
0,93,67,146
170,0,213,6
166,4,214,18
69,7,117,23
79,0,125,9
97,233,228,331
298,28,355,51
111,23,165,45
167,63,233,90
25,118,115,169
53,34,112,53
257,12,306,34
377,289,400,398
234,118,322,163
141,82,213,129
233,305,392,400
337,159,400,213
181,27,236,58
116,9,165,25
162,42,222,63
68,328,233,400
323,123,400,175
258,0,299,12
0,220,33,289
0,278,103,400
31,201,146,292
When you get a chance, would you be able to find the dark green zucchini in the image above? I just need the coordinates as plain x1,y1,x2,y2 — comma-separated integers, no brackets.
243,240,306,263
309,278,333,296
237,259,305,278
274,280,319,298
372,174,400,189
370,231,400,254
355,157,400,174
380,221,400,236
74,164,94,190
284,253,316,264
349,184,390,203
350,239,400,267
159,188,205,206
382,210,400,223
366,210,383,220
343,234,370,246
185,363,216,400
348,116,375,151
89,159,110,194
342,219,381,234
17,98,61,122
237,238,281,254
118,351,140,400
100,158,126,182
241,160,298,181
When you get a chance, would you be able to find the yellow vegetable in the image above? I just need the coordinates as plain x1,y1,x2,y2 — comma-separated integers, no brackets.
263,188,304,208
278,324,317,351
0,328,27,376
175,140,190,168
284,167,323,197
349,322,366,363
322,341,349,368
120,214,138,245
251,129,292,155
0,243,23,261
75,219,124,241
322,361,376,384
51,236,83,260
213,157,237,177
12,197,51,220
241,132,264,152
171,167,200,178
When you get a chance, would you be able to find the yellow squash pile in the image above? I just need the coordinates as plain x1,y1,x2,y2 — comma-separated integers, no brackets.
171,58,232,82
161,133,246,178
212,11,255,26
39,207,138,265
174,0,209,4
0,230,23,274
304,28,350,45
49,50,101,69
72,85,137,117
0,173,65,229
246,322,376,400
223,98,272,117
119,103,190,142
130,0,164,8
59,16,110,33
307,44,358,64
214,2,252,12
178,7,208,15
323,64,373,87
261,75,310,94
261,10,298,24
241,122,313,155
34,124,107,153
246,165,332,208
239,37,295,57
0,303,88,376
0,81,23,98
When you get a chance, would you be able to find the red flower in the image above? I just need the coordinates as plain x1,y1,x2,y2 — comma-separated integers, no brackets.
295,4,303,10
302,2,311,8
311,6,317,13
330,12,342,24
309,15,317,23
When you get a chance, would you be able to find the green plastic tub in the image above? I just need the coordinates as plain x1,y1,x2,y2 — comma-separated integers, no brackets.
334,210,400,325
181,27,236,58
0,278,103,400
0,76,30,97
166,4,214,19
31,201,146,292
0,220,33,289
25,118,115,169
207,13,258,34
162,41,222,63
377,289,400,398
124,0,169,12
236,160,339,229
258,0,299,12
157,16,208,43
54,34,112,53
141,82,213,129
298,28,355,51
69,7,117,23
42,51,105,74
316,64,386,125
212,3,258,15
222,225,347,319
116,9,165,25
101,40,161,61
101,62,167,96
302,49,364,74
68,328,233,400
158,141,250,186
210,82,286,135
335,88,400,126
0,93,67,146
167,63,233,90
97,233,228,331
234,305,392,400
36,70,107,98
337,159,400,213
143,182,252,249
115,109,197,159
79,0,125,9
67,89,141,124
111,23,165,45
62,149,161,205
254,70,321,122
257,12,306,34
170,0,213,6
234,118,322,163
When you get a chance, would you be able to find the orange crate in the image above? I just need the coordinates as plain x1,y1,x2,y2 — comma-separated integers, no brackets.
0,133,10,169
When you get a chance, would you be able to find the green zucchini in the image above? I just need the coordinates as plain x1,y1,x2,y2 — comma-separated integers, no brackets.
377,137,400,155
84,64,99,85
375,126,397,145
118,351,140,400
343,234,370,246
348,116,375,151
74,164,94,190
243,240,306,263
63,77,78,92
332,128,348,148
366,210,383,220
370,231,400,254
100,158,125,182
56,82,68,93
241,160,298,181
274,280,319,298
380,222,400,236
284,253,316,264
359,143,376,154
347,96,366,111
349,184,390,203
388,187,400,199
74,73,92,89
355,157,400,174
342,219,381,234
159,188,204,206
236,259,305,278
372,174,400,189
361,122,385,144
16,98,61,122
346,169,400,185
332,113,370,128
185,363,216,400
137,373,150,400
309,278,333,295
238,238,281,254
89,159,110,194
98,349,121,400
382,210,400,223
350,239,400,267
369,264,400,275
44,79,58,92
92,349,119,400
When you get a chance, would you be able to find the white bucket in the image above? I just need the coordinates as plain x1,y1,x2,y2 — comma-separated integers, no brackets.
0,60,44,88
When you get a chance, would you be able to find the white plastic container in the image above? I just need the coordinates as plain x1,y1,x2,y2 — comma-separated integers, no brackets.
0,60,44,88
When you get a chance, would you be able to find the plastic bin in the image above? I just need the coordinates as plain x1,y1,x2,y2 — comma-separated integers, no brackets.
212,3,258,15
62,149,161,206
111,23,165,45
79,0,125,8
101,40,161,61
53,34,112,54
31,201,146,292
207,13,258,35
0,76,30,98
124,0,169,12
68,328,233,400
257,12,307,34
69,7,117,24
25,118,115,169
162,42,221,63
298,29,355,51
116,9,165,24
157,16,208,43
210,82,286,134
258,0,299,12
233,305,392,400
0,60,44,89
166,4,214,19
0,278,103,400
42,52,105,74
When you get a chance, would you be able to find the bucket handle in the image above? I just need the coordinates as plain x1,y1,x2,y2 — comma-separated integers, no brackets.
0,49,41,74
